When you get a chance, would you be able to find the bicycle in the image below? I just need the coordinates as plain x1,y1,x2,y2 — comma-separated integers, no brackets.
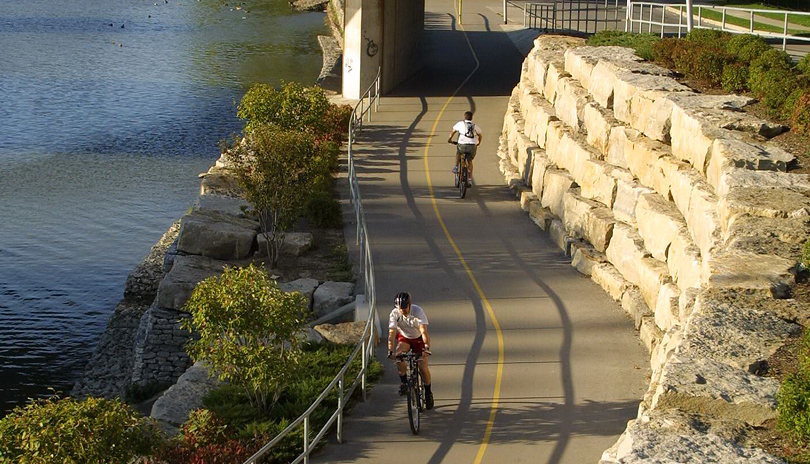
450,141,470,198
396,351,428,434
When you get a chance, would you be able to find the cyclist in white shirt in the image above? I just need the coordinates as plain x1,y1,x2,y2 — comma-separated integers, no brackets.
447,111,483,186
387,292,433,410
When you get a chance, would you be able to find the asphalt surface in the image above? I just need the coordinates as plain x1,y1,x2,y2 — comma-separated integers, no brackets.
313,2,649,463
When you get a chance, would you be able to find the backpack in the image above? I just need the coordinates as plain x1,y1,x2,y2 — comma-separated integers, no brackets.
464,121,476,139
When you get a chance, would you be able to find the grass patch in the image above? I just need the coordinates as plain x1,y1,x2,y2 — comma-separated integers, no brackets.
694,5,810,35
327,242,354,282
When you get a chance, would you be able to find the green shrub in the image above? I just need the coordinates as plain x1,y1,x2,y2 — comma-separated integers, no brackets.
793,93,810,135
672,40,699,76
586,31,660,61
182,265,309,411
0,395,161,463
798,54,810,75
802,238,810,269
686,28,731,46
237,82,332,136
722,62,749,93
726,34,771,65
692,46,730,85
182,409,229,449
779,330,810,445
306,190,342,229
749,49,794,96
651,37,679,68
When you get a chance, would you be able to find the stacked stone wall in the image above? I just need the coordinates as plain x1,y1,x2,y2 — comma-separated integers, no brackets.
499,35,810,462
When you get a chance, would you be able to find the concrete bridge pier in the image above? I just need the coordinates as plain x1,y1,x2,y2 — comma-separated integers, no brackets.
342,0,425,99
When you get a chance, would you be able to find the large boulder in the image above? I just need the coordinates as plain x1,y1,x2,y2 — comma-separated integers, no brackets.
193,194,251,219
176,211,258,260
279,278,319,312
256,232,314,257
151,361,222,435
155,255,228,311
314,321,367,345
313,281,354,317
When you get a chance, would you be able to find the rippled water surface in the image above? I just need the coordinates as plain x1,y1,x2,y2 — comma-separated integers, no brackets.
0,0,326,414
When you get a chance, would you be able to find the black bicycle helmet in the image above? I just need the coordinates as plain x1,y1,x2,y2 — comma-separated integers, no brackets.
394,292,411,309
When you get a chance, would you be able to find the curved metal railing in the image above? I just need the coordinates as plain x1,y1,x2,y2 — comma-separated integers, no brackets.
244,68,382,464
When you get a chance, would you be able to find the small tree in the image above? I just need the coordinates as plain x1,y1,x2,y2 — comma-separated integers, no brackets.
237,81,332,136
181,265,308,411
0,395,161,463
228,125,328,267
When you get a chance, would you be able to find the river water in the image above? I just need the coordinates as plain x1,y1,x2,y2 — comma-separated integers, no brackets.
0,0,327,414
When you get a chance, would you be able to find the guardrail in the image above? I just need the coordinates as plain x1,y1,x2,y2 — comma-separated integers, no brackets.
523,0,623,33
243,68,382,464
626,2,810,50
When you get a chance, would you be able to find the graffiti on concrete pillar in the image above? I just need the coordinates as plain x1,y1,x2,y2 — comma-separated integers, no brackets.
365,37,378,57
345,57,354,74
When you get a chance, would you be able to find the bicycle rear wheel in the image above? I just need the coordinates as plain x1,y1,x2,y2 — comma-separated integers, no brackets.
407,378,421,434
460,166,468,199
454,164,460,188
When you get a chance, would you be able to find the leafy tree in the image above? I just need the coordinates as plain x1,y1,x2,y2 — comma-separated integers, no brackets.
237,81,333,137
0,395,161,464
181,265,308,411
227,126,329,266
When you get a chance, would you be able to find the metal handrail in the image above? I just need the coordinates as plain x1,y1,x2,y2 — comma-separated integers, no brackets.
244,67,382,464
627,2,810,50
523,0,623,34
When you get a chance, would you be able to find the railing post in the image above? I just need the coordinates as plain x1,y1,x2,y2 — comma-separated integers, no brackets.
722,8,726,30
783,13,788,50
660,5,665,37
303,416,310,464
678,5,683,37
361,335,368,401
648,4,652,34
337,376,344,443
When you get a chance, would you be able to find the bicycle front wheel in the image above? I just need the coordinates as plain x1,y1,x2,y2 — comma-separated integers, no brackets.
407,379,421,434
460,166,468,199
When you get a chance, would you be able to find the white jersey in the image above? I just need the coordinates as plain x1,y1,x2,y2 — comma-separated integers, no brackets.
388,304,429,339
453,120,482,145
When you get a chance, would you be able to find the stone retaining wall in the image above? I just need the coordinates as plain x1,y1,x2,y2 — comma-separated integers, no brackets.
498,35,810,462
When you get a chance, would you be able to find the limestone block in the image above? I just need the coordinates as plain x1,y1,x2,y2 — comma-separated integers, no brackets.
563,46,641,90
624,132,669,191
592,263,630,301
583,102,617,156
523,93,557,148
176,211,258,261
652,155,691,201
544,61,569,105
314,321,366,345
706,138,796,193
544,120,569,165
654,282,680,331
651,326,684,371
516,134,539,180
520,190,537,211
541,168,576,220
686,182,722,258
718,187,810,231
605,223,650,285
725,214,810,262
637,256,671,312
714,166,810,200
652,355,778,426
529,201,554,230
199,165,241,196
530,155,552,199
548,218,569,253
562,191,616,252
639,316,663,353
667,232,703,293
600,410,786,464
150,361,221,431
606,125,638,169
704,250,796,299
193,194,250,218
679,287,700,322
612,179,653,225
635,193,688,262
279,278,319,311
682,288,801,373
667,162,707,220
577,159,620,207
313,281,354,318
622,286,652,330
156,255,228,310
613,74,690,127
526,50,548,91
554,77,590,132
570,242,607,276
588,58,673,110
549,132,600,180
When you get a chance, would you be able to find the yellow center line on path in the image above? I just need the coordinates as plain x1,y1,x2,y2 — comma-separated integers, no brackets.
422,3,504,464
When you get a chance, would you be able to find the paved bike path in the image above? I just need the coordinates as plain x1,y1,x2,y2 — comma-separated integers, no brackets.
314,2,649,463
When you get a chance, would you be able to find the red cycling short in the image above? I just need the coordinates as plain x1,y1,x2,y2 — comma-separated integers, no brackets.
396,333,426,355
